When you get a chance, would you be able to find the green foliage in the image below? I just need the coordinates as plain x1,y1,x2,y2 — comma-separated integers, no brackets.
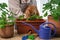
0,3,15,29
27,15,37,20
44,12,48,17
19,15,24,20
43,0,60,21
26,15,43,20
50,0,60,4
0,18,6,28
19,14,43,20
0,3,7,9
36,16,43,19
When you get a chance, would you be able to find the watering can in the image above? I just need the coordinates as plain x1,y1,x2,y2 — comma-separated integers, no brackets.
22,22,56,39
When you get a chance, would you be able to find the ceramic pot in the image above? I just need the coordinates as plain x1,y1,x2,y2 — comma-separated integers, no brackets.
16,19,45,34
0,25,14,38
48,15,60,35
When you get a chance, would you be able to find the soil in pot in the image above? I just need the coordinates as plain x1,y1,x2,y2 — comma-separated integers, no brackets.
0,25,14,38
48,15,60,35
16,19,45,34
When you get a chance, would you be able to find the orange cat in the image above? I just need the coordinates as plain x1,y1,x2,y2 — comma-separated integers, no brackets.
24,5,39,18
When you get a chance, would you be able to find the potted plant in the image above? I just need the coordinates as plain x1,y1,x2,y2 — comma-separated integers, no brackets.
43,0,60,35
16,14,45,34
0,3,15,38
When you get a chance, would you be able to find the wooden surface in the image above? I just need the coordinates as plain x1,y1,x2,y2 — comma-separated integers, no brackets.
0,30,60,40
0,34,60,40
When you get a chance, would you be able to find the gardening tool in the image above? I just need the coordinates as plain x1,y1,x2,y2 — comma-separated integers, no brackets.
22,22,56,39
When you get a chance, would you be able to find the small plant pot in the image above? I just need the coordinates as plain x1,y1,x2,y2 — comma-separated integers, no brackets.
16,19,45,34
0,25,14,38
48,15,60,35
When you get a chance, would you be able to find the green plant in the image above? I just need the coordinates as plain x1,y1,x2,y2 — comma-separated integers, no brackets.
19,15,24,20
26,15,43,20
19,14,43,20
43,0,60,21
0,3,15,28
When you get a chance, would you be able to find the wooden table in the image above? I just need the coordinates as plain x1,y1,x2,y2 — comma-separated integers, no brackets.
0,30,60,40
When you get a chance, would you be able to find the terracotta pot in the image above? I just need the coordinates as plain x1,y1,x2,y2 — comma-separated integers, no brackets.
0,25,14,38
48,15,60,35
16,19,45,34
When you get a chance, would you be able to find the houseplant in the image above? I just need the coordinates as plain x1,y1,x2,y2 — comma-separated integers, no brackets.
43,0,60,35
16,14,45,34
0,3,15,38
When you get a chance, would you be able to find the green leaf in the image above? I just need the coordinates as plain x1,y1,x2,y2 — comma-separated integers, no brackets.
0,20,4,23
1,11,8,19
44,12,48,17
7,22,14,25
19,15,24,20
0,25,5,28
43,0,60,21
0,3,7,9
36,16,43,19
53,16,59,21
8,16,14,20
27,15,37,20
26,15,43,20
43,3,52,10
0,3,14,27
51,0,60,4
8,15,15,22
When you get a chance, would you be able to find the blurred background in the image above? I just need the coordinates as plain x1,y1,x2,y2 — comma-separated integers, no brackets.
0,0,48,19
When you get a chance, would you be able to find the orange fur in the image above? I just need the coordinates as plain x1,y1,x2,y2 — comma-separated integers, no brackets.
24,5,39,18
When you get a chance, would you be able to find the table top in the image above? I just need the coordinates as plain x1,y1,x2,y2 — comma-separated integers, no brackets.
0,34,60,40
0,30,60,40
